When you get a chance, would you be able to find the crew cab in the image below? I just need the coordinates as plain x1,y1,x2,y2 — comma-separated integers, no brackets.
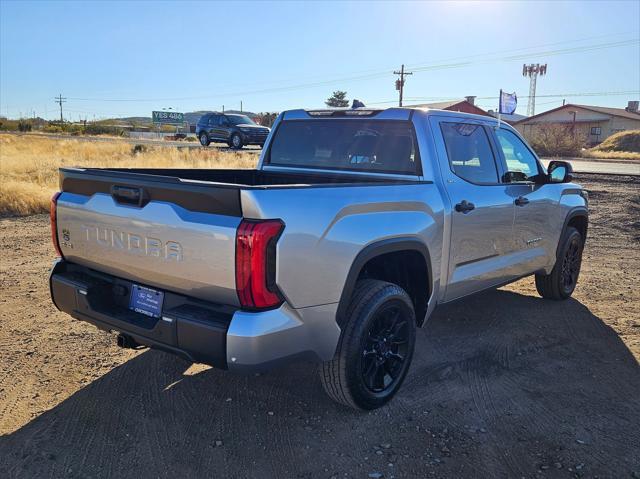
49,107,588,410
195,112,270,149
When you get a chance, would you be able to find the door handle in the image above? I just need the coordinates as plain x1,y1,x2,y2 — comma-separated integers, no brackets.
515,196,530,207
455,200,475,213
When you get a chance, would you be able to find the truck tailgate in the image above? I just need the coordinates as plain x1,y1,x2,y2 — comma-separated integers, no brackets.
56,168,242,306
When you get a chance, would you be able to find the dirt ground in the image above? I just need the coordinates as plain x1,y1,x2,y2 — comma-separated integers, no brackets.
1,174,638,479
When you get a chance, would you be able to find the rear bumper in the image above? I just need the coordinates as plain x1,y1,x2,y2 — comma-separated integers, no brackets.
50,260,340,372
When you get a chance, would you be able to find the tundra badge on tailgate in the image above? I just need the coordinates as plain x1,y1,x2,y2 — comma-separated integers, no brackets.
79,224,183,261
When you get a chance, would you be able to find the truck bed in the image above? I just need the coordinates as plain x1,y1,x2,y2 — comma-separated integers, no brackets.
60,167,412,216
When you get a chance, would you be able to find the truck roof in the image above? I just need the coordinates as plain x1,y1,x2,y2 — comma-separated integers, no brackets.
283,107,499,124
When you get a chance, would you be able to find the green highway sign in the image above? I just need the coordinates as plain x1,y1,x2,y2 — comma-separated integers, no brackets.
152,111,184,125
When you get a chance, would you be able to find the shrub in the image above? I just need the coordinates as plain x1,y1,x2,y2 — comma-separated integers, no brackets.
42,124,63,133
592,129,640,153
131,144,148,155
84,123,126,136
525,124,587,157
17,121,32,132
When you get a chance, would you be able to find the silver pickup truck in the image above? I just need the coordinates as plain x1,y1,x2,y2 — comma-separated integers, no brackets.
49,107,588,410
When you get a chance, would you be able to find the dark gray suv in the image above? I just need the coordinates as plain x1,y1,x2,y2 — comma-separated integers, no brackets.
196,113,270,149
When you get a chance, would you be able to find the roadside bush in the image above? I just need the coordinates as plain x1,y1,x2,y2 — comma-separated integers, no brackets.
0,119,28,131
84,123,127,136
42,124,63,134
17,121,32,132
526,124,587,157
592,129,640,153
131,144,148,155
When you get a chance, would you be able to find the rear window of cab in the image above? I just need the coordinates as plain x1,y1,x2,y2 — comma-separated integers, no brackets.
267,120,421,175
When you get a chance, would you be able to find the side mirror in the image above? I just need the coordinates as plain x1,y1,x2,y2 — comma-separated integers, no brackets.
547,160,573,183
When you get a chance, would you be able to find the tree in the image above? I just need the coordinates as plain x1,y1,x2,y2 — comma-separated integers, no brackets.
255,112,279,127
526,123,587,157
325,91,349,108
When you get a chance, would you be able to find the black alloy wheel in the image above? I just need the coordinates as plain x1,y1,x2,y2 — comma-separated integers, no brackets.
361,304,410,393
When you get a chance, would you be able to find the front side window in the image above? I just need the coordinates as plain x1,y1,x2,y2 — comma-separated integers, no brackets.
440,122,498,184
495,129,540,181
208,115,218,126
268,120,420,175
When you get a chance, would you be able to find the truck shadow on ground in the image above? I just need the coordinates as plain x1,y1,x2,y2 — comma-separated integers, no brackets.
2,289,639,478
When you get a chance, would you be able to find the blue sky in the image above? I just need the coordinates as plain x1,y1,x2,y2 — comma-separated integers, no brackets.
1,0,638,120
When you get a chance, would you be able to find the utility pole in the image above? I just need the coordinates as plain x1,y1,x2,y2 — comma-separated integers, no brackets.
240,101,243,112
55,93,67,123
522,64,547,116
393,64,413,107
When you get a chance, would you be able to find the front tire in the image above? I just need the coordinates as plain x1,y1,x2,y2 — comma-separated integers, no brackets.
535,226,583,300
199,132,210,147
230,133,243,149
320,279,416,410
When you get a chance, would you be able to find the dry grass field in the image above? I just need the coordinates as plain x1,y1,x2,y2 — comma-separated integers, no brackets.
0,133,256,216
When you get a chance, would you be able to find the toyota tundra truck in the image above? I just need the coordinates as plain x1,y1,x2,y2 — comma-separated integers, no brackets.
49,107,588,410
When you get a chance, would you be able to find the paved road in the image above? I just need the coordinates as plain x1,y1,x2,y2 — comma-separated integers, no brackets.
541,158,640,176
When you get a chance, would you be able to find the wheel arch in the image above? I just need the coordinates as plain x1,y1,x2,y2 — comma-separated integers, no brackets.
557,207,588,259
336,238,432,328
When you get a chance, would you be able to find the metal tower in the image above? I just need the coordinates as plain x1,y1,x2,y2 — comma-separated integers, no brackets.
522,64,547,116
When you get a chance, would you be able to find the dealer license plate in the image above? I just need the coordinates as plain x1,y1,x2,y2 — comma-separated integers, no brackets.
129,284,164,318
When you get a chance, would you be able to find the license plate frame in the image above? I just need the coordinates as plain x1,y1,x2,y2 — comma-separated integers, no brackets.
129,284,164,318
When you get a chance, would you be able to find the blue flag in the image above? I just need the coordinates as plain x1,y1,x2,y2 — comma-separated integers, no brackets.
499,90,517,115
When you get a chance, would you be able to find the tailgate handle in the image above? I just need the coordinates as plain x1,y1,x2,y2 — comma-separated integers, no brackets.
111,185,148,207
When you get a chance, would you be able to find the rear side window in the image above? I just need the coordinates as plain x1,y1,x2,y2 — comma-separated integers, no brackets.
267,120,420,175
440,123,498,184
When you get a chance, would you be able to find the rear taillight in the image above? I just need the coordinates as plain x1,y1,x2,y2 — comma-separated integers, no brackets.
50,192,63,257
235,219,284,309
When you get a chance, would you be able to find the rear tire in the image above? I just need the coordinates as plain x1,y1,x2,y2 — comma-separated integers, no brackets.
535,226,583,300
319,279,416,410
199,132,210,147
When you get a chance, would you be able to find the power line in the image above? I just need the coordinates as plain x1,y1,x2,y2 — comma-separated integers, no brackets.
402,90,639,102
367,90,640,107
63,37,639,104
